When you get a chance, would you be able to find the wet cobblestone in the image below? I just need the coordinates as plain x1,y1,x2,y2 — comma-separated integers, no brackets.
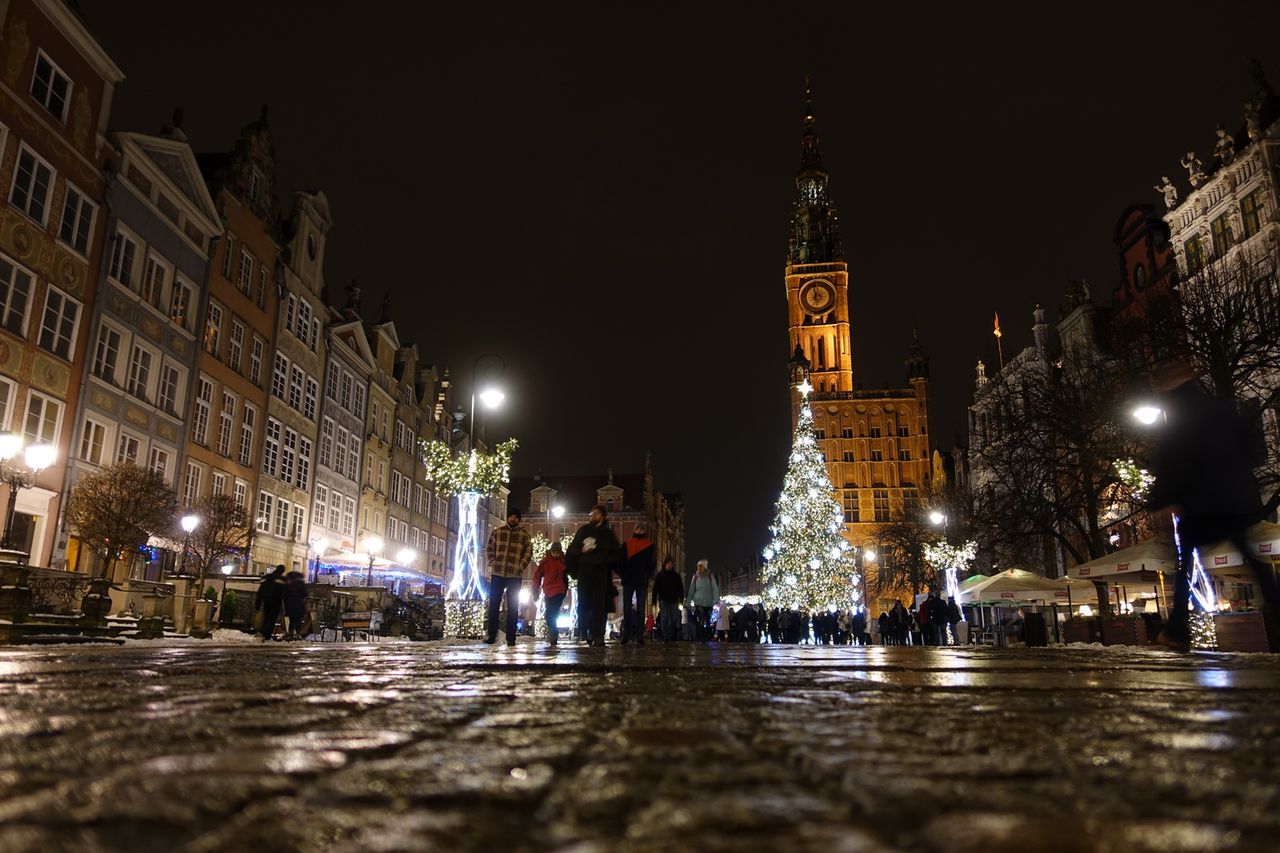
0,641,1277,852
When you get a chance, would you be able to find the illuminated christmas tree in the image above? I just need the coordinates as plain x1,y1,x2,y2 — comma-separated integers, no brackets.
761,381,859,611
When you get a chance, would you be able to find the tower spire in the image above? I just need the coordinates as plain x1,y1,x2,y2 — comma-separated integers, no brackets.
800,75,822,173
788,76,842,264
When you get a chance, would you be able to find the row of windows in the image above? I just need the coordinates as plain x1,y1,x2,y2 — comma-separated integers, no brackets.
91,319,187,417
838,449,914,462
283,293,321,352
1183,187,1270,274
840,488,919,524
5,123,98,260
203,299,268,388
318,416,362,482
324,359,366,419
814,425,915,439
256,490,306,541
313,483,357,538
78,413,174,479
0,252,82,361
218,235,269,310
181,461,250,513
108,225,198,336
261,417,312,491
271,351,320,420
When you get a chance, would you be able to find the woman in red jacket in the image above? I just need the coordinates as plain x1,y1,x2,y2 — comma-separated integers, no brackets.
533,541,569,646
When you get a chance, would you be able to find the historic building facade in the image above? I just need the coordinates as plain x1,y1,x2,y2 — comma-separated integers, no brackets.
782,91,933,564
0,0,122,566
254,190,329,575
61,121,220,579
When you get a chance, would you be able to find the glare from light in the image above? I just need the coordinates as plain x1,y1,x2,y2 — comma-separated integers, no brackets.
180,514,200,533
864,549,877,562
24,443,56,471
220,564,235,576
397,547,415,565
363,535,384,556
929,510,946,526
312,537,330,555
0,432,22,461
478,387,505,409
551,505,565,519
518,588,532,605
1133,405,1162,425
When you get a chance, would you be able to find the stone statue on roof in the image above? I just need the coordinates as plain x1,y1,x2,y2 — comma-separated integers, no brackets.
1154,176,1178,210
1180,151,1206,188
1214,124,1236,165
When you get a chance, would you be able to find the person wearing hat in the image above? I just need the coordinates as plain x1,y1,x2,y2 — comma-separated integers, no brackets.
484,507,533,646
533,541,569,646
566,504,621,646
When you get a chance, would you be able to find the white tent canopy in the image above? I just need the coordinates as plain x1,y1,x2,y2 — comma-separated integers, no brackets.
1067,540,1177,580
1197,521,1280,574
960,568,1098,605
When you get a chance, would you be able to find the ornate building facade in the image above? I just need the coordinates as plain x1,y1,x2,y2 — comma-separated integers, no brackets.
782,89,933,568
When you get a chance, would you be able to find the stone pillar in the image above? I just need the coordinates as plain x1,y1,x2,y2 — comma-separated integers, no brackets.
79,577,113,628
0,563,31,624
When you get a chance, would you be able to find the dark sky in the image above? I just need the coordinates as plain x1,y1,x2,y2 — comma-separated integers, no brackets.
81,1,1280,570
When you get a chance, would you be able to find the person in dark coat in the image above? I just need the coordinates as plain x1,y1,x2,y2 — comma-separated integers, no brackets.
947,596,963,645
651,557,684,642
566,504,621,647
254,565,286,640
618,522,657,644
1146,379,1280,650
851,609,866,646
282,571,309,640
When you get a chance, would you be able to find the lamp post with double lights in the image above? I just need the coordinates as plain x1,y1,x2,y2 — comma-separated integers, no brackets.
0,433,56,552
363,535,384,587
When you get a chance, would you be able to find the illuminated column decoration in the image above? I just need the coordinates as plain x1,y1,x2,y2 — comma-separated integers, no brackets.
419,438,519,639
924,540,976,612
1172,514,1218,650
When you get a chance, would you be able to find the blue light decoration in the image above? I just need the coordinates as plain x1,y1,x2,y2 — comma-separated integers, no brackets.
1172,513,1218,650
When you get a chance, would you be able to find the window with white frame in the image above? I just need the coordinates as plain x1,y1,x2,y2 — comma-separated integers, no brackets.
285,293,295,333
297,437,311,490
37,286,80,360
340,372,352,412
239,403,256,466
109,228,138,287
170,279,193,330
192,377,213,446
92,324,121,382
248,168,262,205
347,434,359,481
228,320,244,373
0,253,34,336
184,463,202,507
57,183,95,255
0,378,13,432
303,377,318,421
319,417,333,468
157,363,181,415
288,364,304,411
203,301,222,357
79,418,107,464
294,299,312,343
140,255,168,308
314,484,329,531
149,445,170,481
271,352,288,399
249,335,265,386
293,504,305,542
262,418,281,478
309,318,319,352
212,471,226,496
220,234,235,280
342,496,356,536
256,265,267,309
116,432,140,465
256,492,274,533
274,497,290,537
238,249,253,295
233,479,248,511
352,383,364,419
279,427,296,484
126,344,153,400
9,144,55,224
30,51,72,122
217,391,235,456
326,362,339,401
377,460,386,493
328,491,342,530
334,425,348,479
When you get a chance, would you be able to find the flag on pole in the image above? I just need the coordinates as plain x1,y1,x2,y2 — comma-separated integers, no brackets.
993,312,1002,338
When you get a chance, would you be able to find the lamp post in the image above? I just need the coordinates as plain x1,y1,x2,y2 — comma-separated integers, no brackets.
179,513,200,576
363,535,384,586
0,433,56,552
548,503,564,541
469,353,506,450
309,537,329,584
219,563,234,621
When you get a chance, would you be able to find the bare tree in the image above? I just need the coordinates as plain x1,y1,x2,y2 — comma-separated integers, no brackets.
871,511,938,598
65,463,178,581
182,493,251,618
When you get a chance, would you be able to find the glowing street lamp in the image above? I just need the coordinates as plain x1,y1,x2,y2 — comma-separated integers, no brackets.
0,434,56,550
179,513,201,575
362,535,384,586
396,546,415,566
928,510,946,526
218,563,234,620
469,353,507,450
1132,405,1163,426
309,537,329,584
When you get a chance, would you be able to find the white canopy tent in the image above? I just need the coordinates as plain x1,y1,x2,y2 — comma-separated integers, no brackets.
1067,540,1177,580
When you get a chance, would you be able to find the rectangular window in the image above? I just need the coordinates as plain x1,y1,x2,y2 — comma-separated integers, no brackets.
285,293,296,336
347,435,360,481
343,497,356,536
79,418,106,464
873,488,890,522
842,490,859,524
0,254,34,336
141,255,167,308
217,391,235,456
814,429,826,440
1211,214,1235,257
271,353,288,400
395,420,405,450
869,426,882,438
841,451,854,462
37,286,79,360
897,425,910,437
294,299,312,343
228,320,244,373
58,183,95,255
840,428,854,439
377,460,386,492
1241,189,1266,239
23,392,61,445
157,364,180,415
256,492,274,533
297,437,311,490
288,364,304,411
234,479,248,511
239,403,256,466
183,463,202,507
309,318,320,352
1184,237,1206,274
304,377,318,421
334,426,348,479
320,418,334,468
127,345,153,400
203,302,222,357
314,483,329,527
340,372,352,412
352,383,364,419
249,336,265,386
257,265,267,309
109,230,138,287
293,504,306,543
262,418,281,478
192,377,213,446
238,250,254,295
149,446,170,480
898,448,911,461
220,234,235,280
870,449,883,462
212,471,226,496
326,362,340,401
328,491,342,531
279,427,297,485
9,145,55,224
92,325,122,382
115,432,140,465
30,51,72,121
156,194,180,226
274,498,290,538
170,280,193,330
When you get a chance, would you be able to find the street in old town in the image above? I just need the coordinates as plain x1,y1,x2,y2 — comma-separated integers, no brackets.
0,640,1276,852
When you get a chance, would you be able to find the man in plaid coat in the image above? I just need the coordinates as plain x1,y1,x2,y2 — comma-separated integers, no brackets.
484,507,533,646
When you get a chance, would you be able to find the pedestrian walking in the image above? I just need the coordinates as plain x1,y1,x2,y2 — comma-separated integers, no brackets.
254,565,286,640
877,611,890,645
533,541,569,647
1147,378,1280,652
947,596,963,645
715,599,731,641
652,557,684,642
484,507,533,647
282,571,309,640
566,504,621,647
618,522,657,644
851,609,866,646
686,560,719,640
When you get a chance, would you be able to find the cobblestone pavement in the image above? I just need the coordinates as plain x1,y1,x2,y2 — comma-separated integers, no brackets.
0,640,1277,852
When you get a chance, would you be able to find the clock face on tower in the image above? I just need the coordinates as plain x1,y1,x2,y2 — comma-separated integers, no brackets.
798,279,836,316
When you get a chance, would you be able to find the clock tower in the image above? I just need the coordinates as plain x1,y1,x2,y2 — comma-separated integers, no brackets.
786,84,852,402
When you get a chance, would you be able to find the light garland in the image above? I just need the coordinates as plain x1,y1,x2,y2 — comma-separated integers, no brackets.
1114,458,1155,501
924,540,977,602
761,395,859,612
444,599,487,639
419,439,518,497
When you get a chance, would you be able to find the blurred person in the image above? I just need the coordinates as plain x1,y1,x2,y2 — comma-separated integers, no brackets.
651,557,685,642
254,565,286,641
282,570,309,640
618,522,657,645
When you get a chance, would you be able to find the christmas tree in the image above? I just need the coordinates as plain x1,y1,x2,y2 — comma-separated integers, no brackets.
761,384,860,611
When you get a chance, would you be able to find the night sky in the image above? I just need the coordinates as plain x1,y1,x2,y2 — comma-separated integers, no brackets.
80,1,1280,570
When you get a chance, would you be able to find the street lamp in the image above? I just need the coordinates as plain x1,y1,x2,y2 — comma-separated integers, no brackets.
363,535,384,586
309,537,329,584
1132,405,1163,426
179,513,200,576
0,433,56,551
469,353,506,450
548,502,565,541
219,563,234,621
928,510,946,527
396,546,415,566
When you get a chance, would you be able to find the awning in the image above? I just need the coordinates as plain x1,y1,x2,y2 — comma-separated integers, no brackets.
1198,521,1280,574
960,568,1073,604
1067,540,1177,579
